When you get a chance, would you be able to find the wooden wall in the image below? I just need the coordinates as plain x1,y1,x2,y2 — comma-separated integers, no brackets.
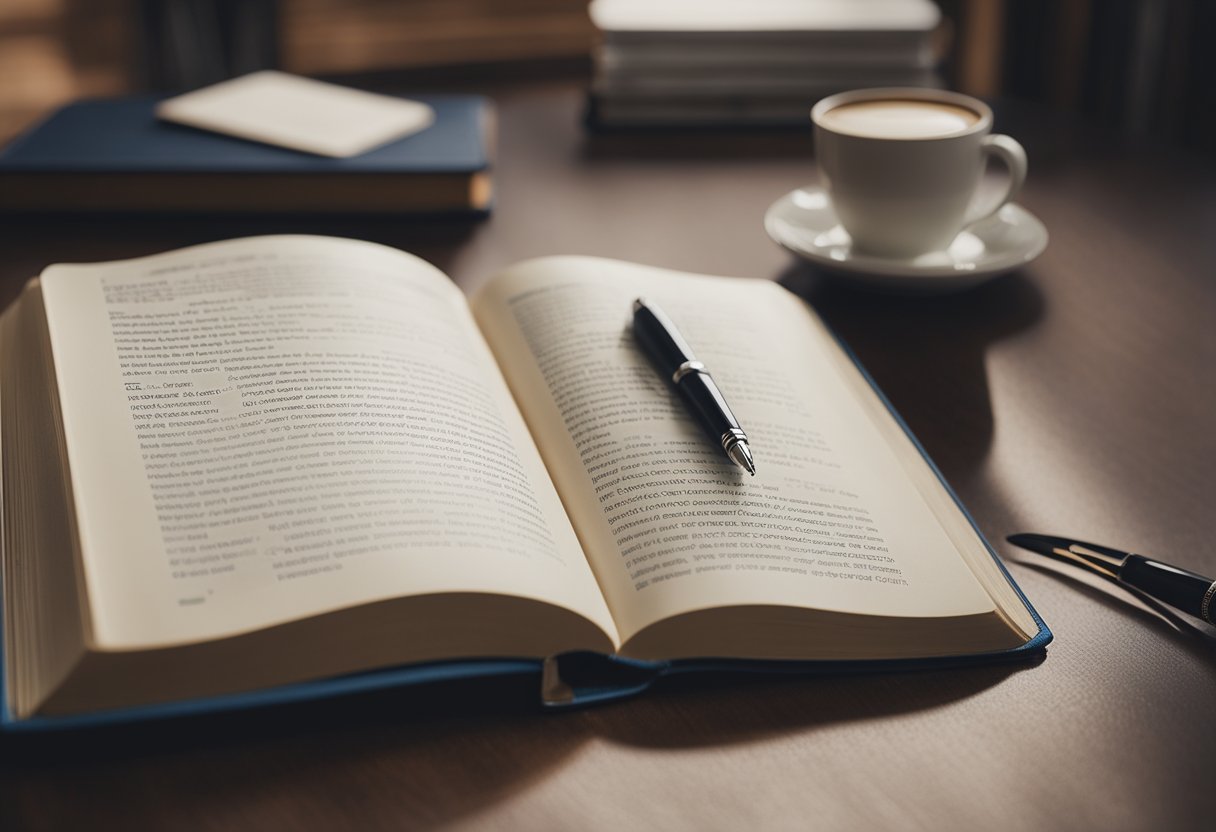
1,1,1211,154
281,0,594,75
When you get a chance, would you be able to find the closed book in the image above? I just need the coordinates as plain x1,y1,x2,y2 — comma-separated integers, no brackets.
587,0,942,130
0,94,493,215
589,0,941,43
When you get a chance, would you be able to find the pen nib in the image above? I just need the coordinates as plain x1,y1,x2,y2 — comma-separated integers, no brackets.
728,441,756,476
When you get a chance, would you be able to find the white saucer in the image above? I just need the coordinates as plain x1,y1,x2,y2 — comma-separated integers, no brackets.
764,185,1048,292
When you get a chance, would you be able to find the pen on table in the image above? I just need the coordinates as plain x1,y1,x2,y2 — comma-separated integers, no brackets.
631,297,755,476
1008,533,1216,625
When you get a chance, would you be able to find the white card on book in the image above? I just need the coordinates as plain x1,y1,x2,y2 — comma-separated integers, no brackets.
156,71,436,158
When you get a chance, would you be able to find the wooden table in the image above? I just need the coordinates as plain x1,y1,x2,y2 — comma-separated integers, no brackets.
2,79,1214,831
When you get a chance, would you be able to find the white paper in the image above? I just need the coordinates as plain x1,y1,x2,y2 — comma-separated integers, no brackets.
156,71,435,158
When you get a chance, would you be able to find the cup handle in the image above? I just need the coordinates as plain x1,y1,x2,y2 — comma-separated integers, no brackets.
964,133,1028,226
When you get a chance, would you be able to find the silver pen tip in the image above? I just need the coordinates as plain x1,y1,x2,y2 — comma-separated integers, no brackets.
728,441,756,476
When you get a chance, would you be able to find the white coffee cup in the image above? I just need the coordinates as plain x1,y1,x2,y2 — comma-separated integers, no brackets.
811,87,1028,259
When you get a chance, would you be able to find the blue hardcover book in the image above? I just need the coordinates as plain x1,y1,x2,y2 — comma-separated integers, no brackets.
0,94,493,214
0,240,1049,732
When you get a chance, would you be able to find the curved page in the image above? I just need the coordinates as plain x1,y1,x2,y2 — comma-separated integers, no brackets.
39,236,617,650
473,257,997,648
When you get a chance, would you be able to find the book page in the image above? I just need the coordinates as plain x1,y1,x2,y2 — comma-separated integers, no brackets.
472,258,996,646
39,236,617,650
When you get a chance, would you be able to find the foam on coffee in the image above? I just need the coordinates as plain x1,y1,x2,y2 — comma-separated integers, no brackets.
818,99,980,139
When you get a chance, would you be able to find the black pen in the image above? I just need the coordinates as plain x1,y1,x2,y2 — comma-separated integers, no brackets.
1008,533,1216,625
631,298,755,475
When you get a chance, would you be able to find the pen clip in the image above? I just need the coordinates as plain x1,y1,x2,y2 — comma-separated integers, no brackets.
1061,544,1124,580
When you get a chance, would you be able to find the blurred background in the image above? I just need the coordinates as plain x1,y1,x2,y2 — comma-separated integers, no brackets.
1,0,1212,154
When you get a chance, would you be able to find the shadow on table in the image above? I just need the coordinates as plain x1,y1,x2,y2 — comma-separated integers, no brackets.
586,660,1031,750
0,672,573,830
0,659,1035,829
2,661,1036,797
778,264,1046,477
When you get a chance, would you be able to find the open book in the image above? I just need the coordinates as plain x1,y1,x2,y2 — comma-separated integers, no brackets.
0,235,1047,725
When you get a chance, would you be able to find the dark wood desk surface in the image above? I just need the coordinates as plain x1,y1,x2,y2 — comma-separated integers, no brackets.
2,80,1214,832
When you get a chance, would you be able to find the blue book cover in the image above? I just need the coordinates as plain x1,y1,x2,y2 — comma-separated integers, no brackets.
0,93,493,213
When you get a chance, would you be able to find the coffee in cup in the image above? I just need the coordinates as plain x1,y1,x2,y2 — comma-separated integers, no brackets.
811,88,1027,258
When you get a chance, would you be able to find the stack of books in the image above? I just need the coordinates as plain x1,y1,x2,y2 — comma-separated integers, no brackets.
587,0,943,128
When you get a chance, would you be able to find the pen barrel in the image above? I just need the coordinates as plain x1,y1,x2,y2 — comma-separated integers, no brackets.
632,299,750,468
1120,555,1216,624
676,372,746,452
632,303,695,369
